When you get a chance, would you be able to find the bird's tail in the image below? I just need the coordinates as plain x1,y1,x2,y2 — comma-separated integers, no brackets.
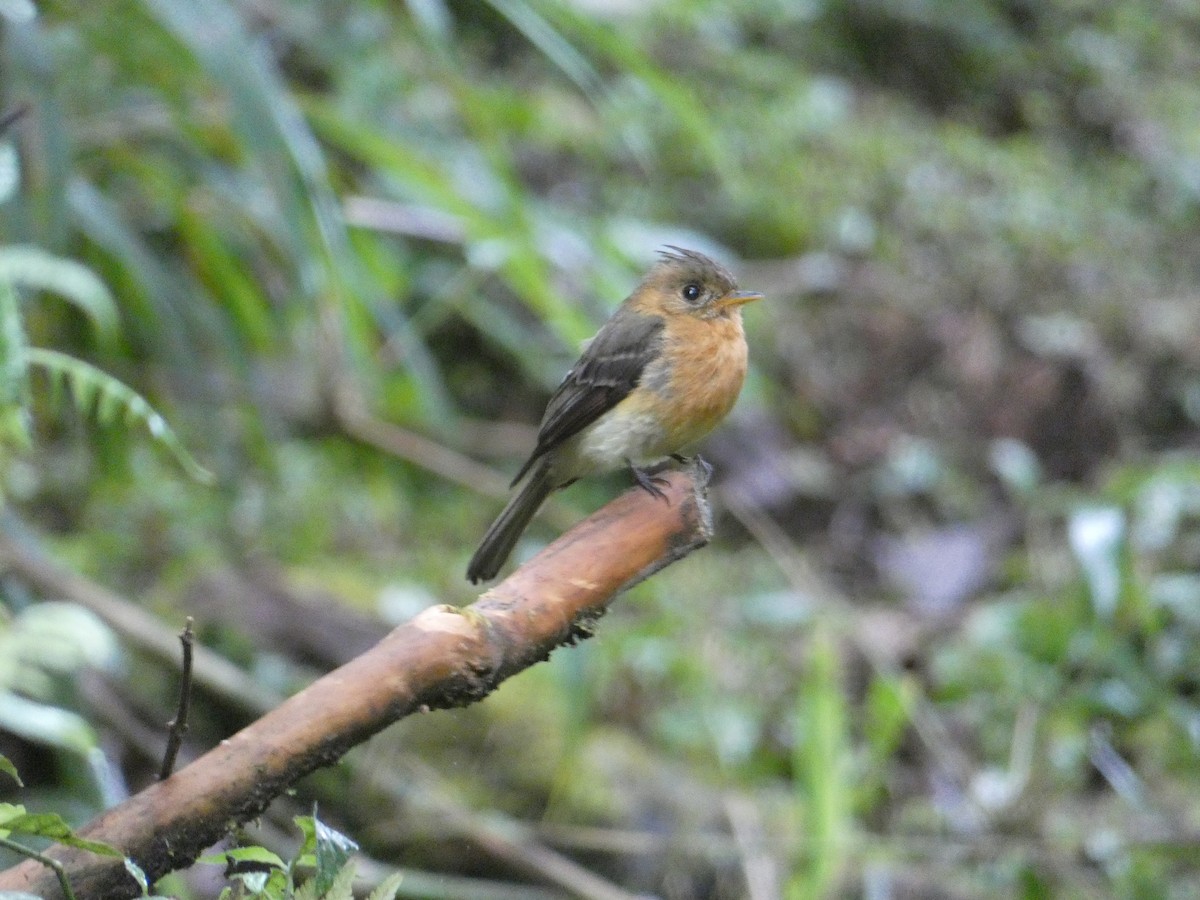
466,461,556,583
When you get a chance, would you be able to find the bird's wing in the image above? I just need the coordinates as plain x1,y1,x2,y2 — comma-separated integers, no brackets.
511,308,665,485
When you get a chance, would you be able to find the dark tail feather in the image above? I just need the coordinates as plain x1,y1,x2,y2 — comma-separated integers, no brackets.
466,462,556,583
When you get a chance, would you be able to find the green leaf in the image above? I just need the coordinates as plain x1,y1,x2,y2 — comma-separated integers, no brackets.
66,178,199,364
0,246,118,334
176,204,276,352
0,693,98,755
146,0,451,422
313,814,357,895
0,754,21,787
230,871,272,895
1,812,123,857
863,674,914,764
124,858,150,894
295,859,356,900
535,2,734,184
218,846,287,870
1068,505,1126,620
790,623,850,899
0,1,35,25
406,0,452,45
0,143,16,206
366,872,404,900
7,601,121,678
0,802,28,828
0,278,30,450
293,814,318,858
25,348,214,484
483,0,605,103
324,859,357,900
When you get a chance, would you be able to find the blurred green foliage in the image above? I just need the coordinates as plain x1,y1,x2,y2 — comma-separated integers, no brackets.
2,0,1200,897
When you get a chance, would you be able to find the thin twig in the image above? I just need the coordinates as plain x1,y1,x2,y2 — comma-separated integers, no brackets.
159,617,195,780
0,515,282,714
342,195,466,244
533,821,739,861
79,672,179,767
334,395,512,498
331,386,579,531
363,758,643,900
0,104,29,136
327,365,535,505
723,792,780,900
716,487,982,805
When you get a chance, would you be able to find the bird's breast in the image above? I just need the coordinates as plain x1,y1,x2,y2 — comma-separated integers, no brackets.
558,312,749,478
554,314,748,480
650,312,749,446
570,404,666,474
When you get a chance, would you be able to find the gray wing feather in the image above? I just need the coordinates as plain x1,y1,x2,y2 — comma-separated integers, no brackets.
510,308,665,485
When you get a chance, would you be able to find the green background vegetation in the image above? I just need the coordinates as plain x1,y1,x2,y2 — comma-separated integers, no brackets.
3,0,1200,897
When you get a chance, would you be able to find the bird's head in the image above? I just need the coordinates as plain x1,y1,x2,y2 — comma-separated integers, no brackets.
638,246,762,320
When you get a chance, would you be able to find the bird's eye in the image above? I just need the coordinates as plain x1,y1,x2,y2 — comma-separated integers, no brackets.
682,283,701,302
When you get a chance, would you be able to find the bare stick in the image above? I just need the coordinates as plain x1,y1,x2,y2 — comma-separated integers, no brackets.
362,757,643,900
331,380,512,499
0,463,712,900
0,104,28,136
0,519,282,714
158,618,195,780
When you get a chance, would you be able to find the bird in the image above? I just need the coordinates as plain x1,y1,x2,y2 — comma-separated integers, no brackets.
466,246,762,583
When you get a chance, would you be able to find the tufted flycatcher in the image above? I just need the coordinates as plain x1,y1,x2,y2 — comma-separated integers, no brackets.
466,246,761,583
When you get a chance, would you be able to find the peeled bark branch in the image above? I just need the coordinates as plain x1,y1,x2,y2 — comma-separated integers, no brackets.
0,462,712,900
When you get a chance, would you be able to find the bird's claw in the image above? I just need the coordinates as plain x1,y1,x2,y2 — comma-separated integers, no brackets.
629,462,670,501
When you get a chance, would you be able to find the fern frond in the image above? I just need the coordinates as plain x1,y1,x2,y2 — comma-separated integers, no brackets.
294,860,356,900
365,872,404,900
0,279,30,449
0,246,118,334
26,348,213,483
323,860,357,900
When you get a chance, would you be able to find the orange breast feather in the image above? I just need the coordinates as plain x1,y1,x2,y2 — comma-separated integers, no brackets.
657,314,749,449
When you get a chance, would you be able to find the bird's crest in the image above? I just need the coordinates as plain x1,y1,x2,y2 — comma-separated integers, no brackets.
654,245,737,290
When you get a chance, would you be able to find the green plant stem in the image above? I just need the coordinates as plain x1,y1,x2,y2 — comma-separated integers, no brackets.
0,835,77,900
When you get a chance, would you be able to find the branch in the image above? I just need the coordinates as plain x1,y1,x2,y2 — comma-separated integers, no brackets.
330,372,512,500
0,462,712,900
327,358,579,531
158,617,195,780
0,514,283,715
0,104,28,136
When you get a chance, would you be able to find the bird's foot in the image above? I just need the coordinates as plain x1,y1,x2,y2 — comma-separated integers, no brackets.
628,460,670,501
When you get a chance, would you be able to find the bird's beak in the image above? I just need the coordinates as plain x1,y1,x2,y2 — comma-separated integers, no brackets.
715,290,764,310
